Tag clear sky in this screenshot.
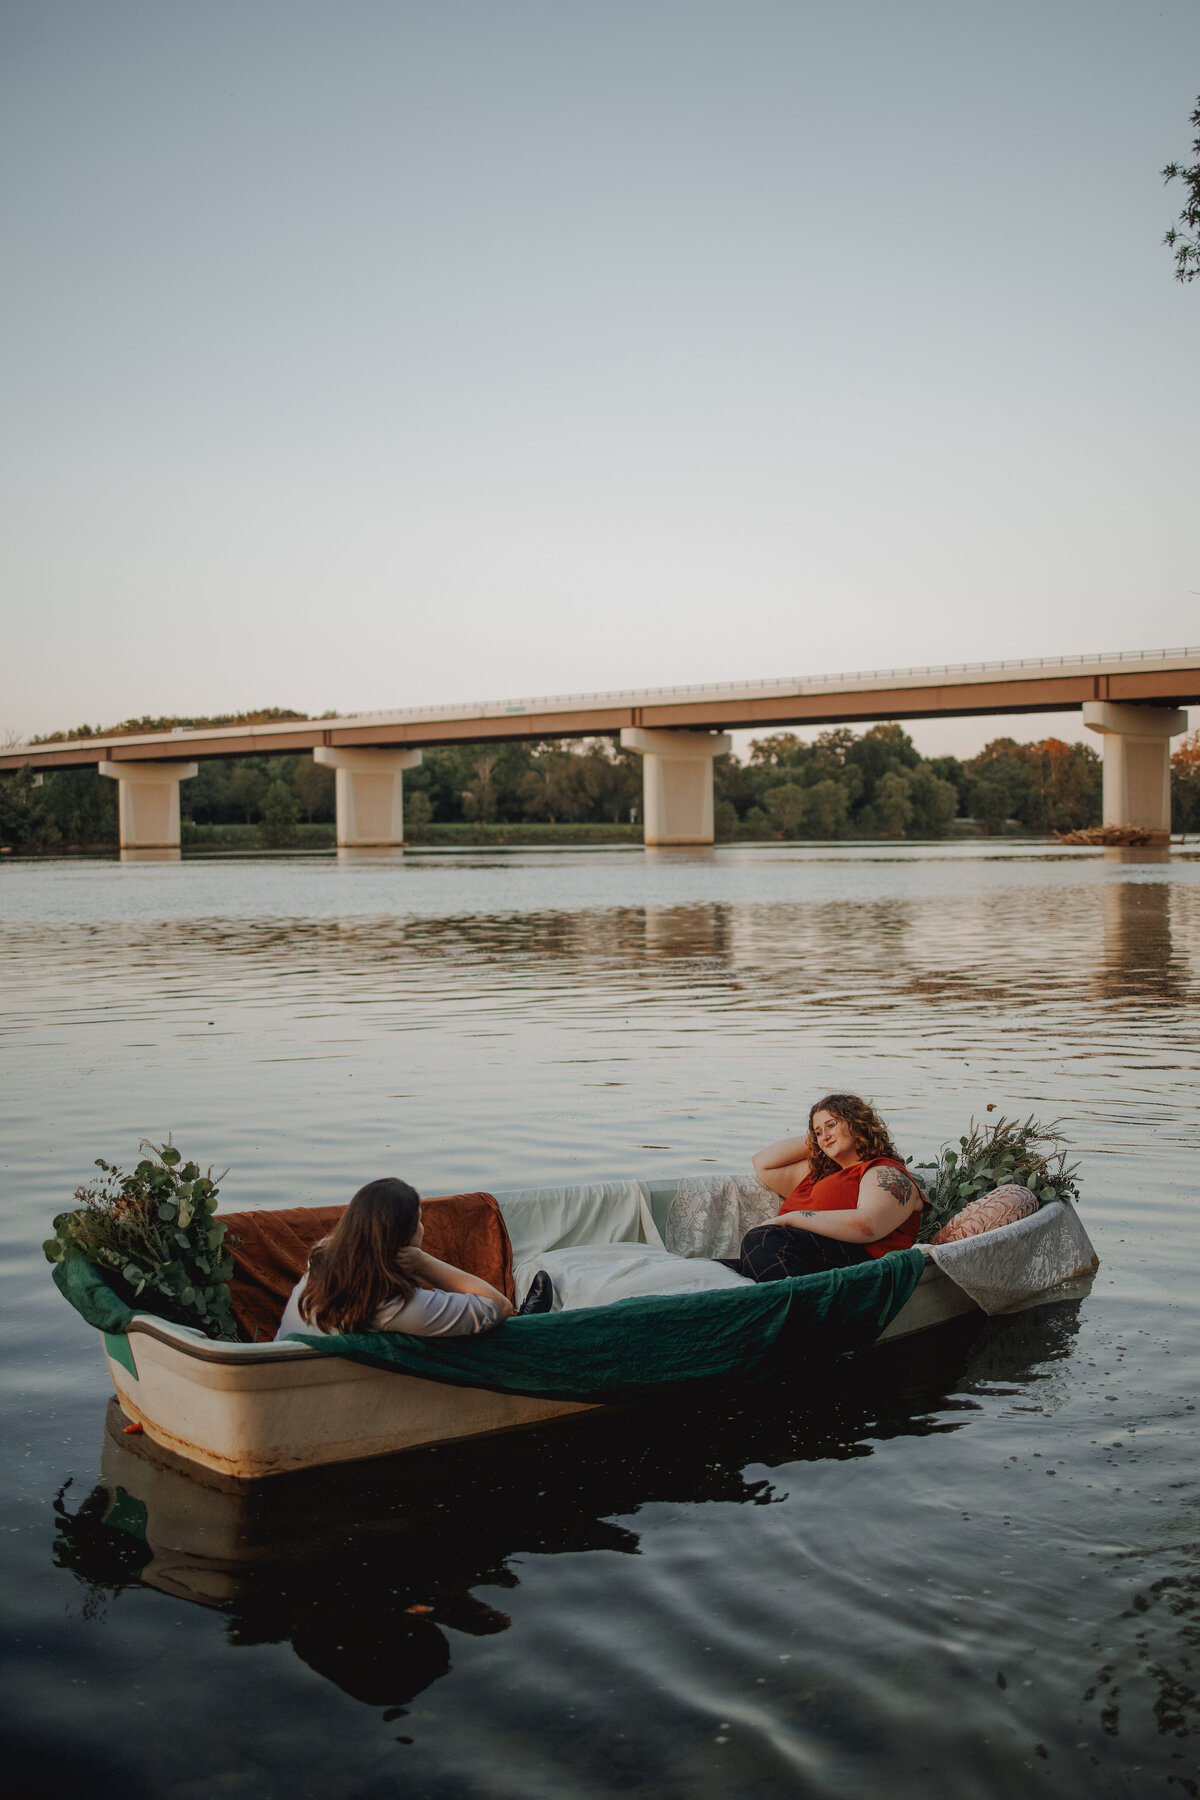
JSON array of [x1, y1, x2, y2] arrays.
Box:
[[2, 0, 1197, 758]]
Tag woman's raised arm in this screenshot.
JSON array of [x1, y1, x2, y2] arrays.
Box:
[[751, 1133, 811, 1200], [394, 1247, 515, 1319]]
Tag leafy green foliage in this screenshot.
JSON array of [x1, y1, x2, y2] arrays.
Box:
[[1163, 97, 1200, 283], [962, 737, 1100, 835], [43, 1140, 239, 1339], [1171, 729, 1200, 834], [910, 1114, 1080, 1243], [261, 778, 299, 847]]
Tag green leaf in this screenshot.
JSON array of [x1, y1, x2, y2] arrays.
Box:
[[157, 1203, 176, 1221], [43, 1237, 64, 1264], [180, 1286, 195, 1305], [160, 1147, 181, 1167]]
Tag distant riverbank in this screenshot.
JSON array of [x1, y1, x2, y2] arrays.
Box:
[[2, 817, 1006, 855], [182, 818, 989, 851]]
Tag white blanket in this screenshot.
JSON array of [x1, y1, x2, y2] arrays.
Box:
[[494, 1179, 661, 1307], [518, 1242, 753, 1312]]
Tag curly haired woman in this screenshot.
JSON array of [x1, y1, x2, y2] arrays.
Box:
[[728, 1093, 927, 1282]]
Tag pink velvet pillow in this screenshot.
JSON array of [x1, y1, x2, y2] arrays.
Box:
[[930, 1183, 1039, 1245]]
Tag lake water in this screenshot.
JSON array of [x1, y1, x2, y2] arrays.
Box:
[[2, 842, 1199, 1800]]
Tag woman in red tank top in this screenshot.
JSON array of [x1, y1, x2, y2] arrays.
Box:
[[726, 1093, 927, 1283]]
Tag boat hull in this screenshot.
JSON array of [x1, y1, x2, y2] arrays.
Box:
[[106, 1260, 1007, 1479], [106, 1323, 595, 1479]]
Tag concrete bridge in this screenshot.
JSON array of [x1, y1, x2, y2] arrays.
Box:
[[4, 646, 1197, 852]]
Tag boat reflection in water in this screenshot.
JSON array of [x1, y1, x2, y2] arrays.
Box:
[[51, 1300, 1086, 1715]]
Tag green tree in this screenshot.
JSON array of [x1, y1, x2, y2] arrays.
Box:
[[906, 767, 959, 837], [764, 781, 808, 836], [183, 759, 233, 824], [929, 754, 970, 815], [803, 778, 849, 838], [229, 763, 269, 822], [872, 769, 914, 836], [964, 736, 1098, 833], [405, 790, 433, 840], [463, 752, 499, 823], [1163, 97, 1200, 282], [714, 798, 739, 839], [1171, 729, 1200, 833], [262, 779, 299, 847], [31, 769, 117, 845], [0, 767, 55, 849], [970, 777, 1011, 835], [294, 758, 334, 822]]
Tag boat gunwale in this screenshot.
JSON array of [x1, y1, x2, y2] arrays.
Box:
[[124, 1316, 324, 1366], [120, 1242, 945, 1367]]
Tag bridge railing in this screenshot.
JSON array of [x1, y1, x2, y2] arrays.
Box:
[[7, 644, 1198, 757], [334, 644, 1200, 724]]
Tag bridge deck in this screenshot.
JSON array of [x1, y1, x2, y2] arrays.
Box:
[[4, 648, 1198, 771]]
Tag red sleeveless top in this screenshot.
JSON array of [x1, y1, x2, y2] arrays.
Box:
[[781, 1156, 925, 1259]]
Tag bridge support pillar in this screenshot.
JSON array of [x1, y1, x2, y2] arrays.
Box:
[[1082, 702, 1187, 842], [620, 728, 732, 846], [313, 746, 423, 847], [98, 760, 198, 850]]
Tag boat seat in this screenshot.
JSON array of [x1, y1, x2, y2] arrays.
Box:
[[218, 1193, 515, 1342]]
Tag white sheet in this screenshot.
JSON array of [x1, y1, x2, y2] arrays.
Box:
[[516, 1242, 753, 1312], [493, 1179, 661, 1306]]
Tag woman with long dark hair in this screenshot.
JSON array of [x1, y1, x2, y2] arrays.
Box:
[[728, 1093, 927, 1282], [275, 1177, 515, 1339]]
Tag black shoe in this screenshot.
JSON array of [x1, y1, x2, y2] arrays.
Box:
[[517, 1270, 554, 1315]]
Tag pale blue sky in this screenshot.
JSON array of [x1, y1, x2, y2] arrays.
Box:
[[2, 0, 1197, 755]]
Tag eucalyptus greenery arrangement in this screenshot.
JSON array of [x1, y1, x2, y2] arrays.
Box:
[[910, 1114, 1080, 1244], [43, 1139, 239, 1340]]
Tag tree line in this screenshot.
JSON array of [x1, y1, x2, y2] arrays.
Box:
[[9, 714, 1198, 852]]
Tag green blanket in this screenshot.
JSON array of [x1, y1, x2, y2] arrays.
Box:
[[55, 1250, 925, 1403]]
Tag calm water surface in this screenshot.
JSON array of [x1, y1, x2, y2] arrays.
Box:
[[2, 843, 1199, 1800]]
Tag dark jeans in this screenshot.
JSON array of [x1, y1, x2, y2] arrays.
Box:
[[722, 1223, 873, 1283]]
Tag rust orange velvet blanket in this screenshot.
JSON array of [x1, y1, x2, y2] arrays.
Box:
[[219, 1193, 515, 1342]]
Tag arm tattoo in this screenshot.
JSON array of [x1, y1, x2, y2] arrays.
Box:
[[874, 1168, 913, 1207]]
